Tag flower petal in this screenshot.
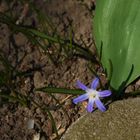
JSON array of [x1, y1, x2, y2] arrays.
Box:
[[87, 98, 95, 112], [76, 80, 88, 90], [98, 90, 112, 97], [91, 77, 99, 89], [95, 98, 106, 112], [73, 93, 89, 104]]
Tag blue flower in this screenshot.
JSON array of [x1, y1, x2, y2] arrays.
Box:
[[73, 77, 111, 112]]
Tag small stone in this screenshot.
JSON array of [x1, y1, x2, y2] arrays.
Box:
[[40, 135, 47, 140], [27, 119, 34, 129], [33, 133, 40, 140], [136, 79, 140, 85], [34, 72, 46, 88], [14, 33, 27, 46]]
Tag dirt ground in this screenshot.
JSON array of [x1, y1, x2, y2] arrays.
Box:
[[0, 0, 139, 140], [0, 0, 96, 140]]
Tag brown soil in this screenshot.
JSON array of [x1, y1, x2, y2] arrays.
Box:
[[0, 0, 139, 140], [0, 0, 96, 140]]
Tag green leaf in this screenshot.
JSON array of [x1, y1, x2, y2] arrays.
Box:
[[94, 0, 140, 91], [36, 87, 84, 95]]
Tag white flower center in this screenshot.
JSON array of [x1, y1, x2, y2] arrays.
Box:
[[86, 89, 98, 99]]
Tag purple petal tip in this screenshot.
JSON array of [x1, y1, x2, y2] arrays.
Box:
[[91, 77, 99, 89]]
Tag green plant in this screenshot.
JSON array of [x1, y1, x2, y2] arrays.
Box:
[[94, 0, 140, 93]]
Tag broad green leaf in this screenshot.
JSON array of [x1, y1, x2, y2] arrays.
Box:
[[93, 0, 140, 91]]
